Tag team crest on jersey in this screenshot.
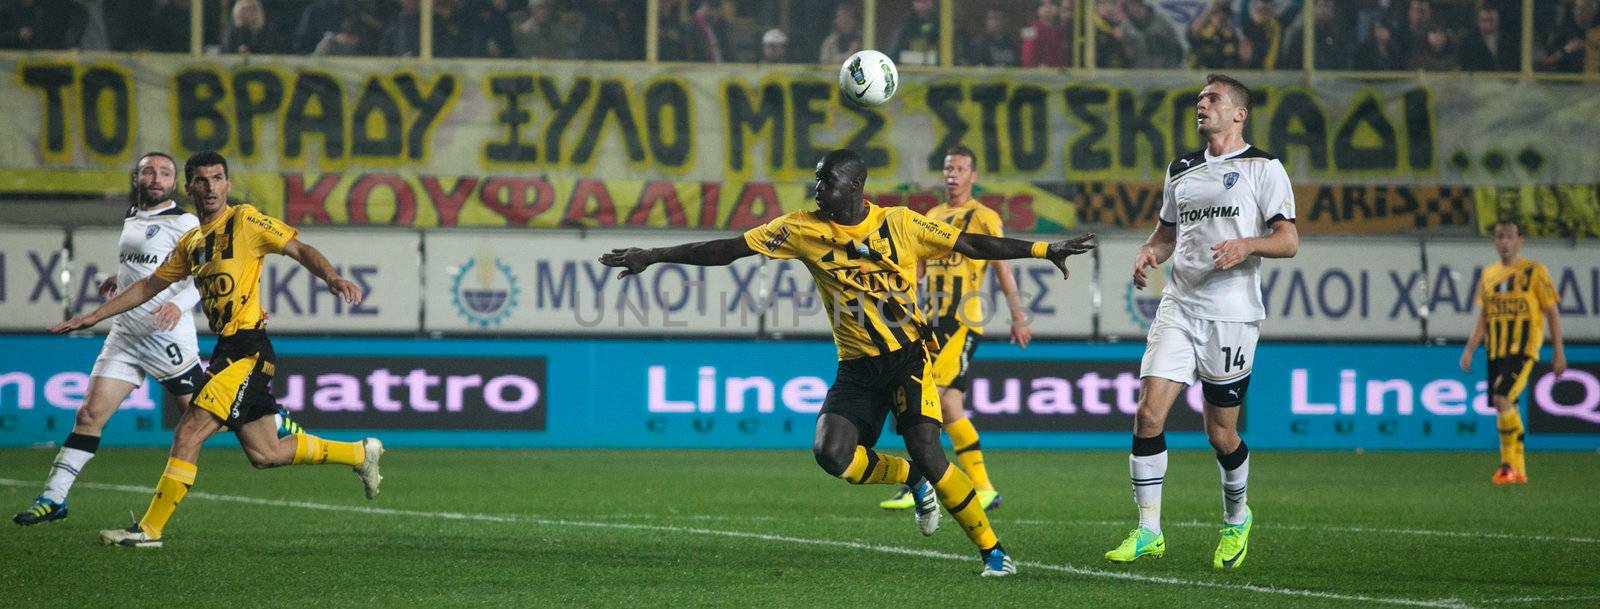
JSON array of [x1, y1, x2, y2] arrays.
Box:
[[145, 225, 160, 239], [1123, 267, 1169, 331], [1223, 171, 1240, 189], [451, 254, 520, 328]]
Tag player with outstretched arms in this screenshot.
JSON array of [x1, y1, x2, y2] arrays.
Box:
[[601, 148, 1095, 576], [1104, 74, 1299, 570]]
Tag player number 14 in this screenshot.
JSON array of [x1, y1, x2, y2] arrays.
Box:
[[1220, 346, 1246, 373]]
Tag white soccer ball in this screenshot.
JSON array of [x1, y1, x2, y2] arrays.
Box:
[[839, 49, 898, 107]]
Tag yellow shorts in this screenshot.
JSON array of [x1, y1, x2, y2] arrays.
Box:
[[929, 324, 981, 391], [192, 331, 280, 430]]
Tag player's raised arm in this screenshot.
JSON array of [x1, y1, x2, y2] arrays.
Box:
[[282, 238, 363, 305], [598, 236, 756, 279], [48, 275, 173, 334], [952, 232, 1095, 280]]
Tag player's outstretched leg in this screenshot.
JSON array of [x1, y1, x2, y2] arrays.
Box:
[[239, 415, 384, 499], [904, 421, 1013, 576]]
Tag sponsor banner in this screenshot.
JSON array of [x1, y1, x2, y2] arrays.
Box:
[[423, 230, 766, 335], [5, 57, 1600, 232], [1076, 183, 1479, 234], [2, 336, 1598, 450], [1098, 237, 1426, 339], [1248, 344, 1600, 450], [70, 227, 422, 333], [159, 355, 546, 431], [1527, 363, 1600, 435], [965, 359, 1207, 432], [1425, 241, 1600, 342], [0, 228, 68, 331], [1257, 239, 1425, 339]]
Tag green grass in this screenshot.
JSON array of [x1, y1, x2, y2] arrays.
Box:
[[2, 448, 1597, 608]]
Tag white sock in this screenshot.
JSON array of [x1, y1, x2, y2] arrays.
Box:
[[1218, 444, 1250, 525], [1130, 451, 1167, 535], [41, 447, 95, 504]]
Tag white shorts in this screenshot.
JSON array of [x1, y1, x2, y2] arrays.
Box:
[[90, 322, 201, 391], [1139, 299, 1260, 386]]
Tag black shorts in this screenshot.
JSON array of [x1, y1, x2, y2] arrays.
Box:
[[156, 363, 205, 396], [1488, 355, 1535, 402], [191, 330, 280, 430], [821, 343, 942, 448]]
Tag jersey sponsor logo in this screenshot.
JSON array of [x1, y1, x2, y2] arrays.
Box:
[[145, 225, 160, 239], [120, 253, 160, 264], [1178, 206, 1242, 223], [1223, 171, 1240, 189], [196, 273, 237, 298], [451, 253, 520, 327], [247, 213, 286, 237], [762, 225, 790, 252], [1485, 298, 1530, 317], [910, 217, 953, 240]]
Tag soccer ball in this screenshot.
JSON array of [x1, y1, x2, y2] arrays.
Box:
[[839, 50, 898, 107]]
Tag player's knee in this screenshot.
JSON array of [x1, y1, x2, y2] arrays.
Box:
[[1206, 429, 1239, 453], [812, 443, 852, 477], [1202, 375, 1250, 408], [74, 406, 109, 430]]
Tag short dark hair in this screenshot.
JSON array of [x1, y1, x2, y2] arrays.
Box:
[[821, 148, 867, 190], [1205, 73, 1252, 110], [945, 144, 977, 168], [184, 150, 229, 185], [1493, 218, 1524, 236]]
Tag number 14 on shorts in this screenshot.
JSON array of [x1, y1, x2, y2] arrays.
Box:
[[1220, 346, 1246, 373]]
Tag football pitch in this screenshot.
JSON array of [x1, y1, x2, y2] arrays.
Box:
[[2, 448, 1596, 608]]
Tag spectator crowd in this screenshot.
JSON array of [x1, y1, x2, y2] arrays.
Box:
[[1, 0, 1595, 74]]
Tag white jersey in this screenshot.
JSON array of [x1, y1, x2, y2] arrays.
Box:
[[1158, 144, 1296, 322], [109, 203, 201, 334]]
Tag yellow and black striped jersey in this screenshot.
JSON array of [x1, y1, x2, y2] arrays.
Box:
[[152, 204, 297, 336], [744, 202, 960, 360], [1477, 258, 1558, 361], [923, 200, 1004, 332]]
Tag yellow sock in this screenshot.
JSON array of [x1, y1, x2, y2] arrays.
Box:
[[138, 458, 196, 538], [945, 417, 993, 492], [1497, 409, 1526, 474], [930, 463, 999, 550], [292, 434, 365, 467], [838, 445, 912, 485]]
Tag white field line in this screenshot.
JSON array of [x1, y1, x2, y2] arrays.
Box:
[[504, 511, 1600, 546], [1477, 595, 1600, 604], [1, 478, 1481, 609]]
